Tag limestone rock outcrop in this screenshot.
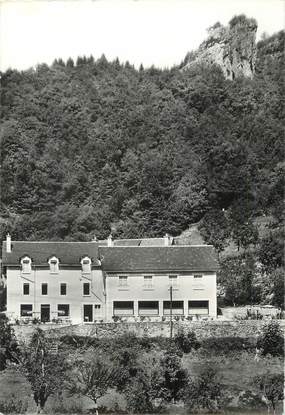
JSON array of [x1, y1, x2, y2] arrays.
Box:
[[183, 15, 257, 80]]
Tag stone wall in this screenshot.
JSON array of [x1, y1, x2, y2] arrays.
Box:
[[13, 319, 285, 342]]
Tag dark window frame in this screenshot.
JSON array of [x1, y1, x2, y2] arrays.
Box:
[[138, 300, 159, 316], [60, 283, 67, 296], [41, 283, 48, 295], [188, 300, 209, 315], [163, 300, 184, 315], [113, 301, 134, 316], [20, 304, 33, 317], [118, 275, 128, 287], [57, 304, 70, 317], [83, 282, 90, 296], [23, 283, 30, 295]]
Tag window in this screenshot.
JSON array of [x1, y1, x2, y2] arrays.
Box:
[[143, 276, 153, 288], [118, 276, 128, 287], [48, 256, 59, 273], [163, 301, 184, 315], [57, 304, 70, 317], [41, 283, 48, 295], [194, 274, 203, 279], [83, 282, 90, 296], [138, 301, 159, 316], [20, 304, 32, 317], [21, 256, 31, 274], [169, 275, 177, 286], [188, 300, 209, 315], [60, 283, 67, 296], [81, 257, 91, 274], [94, 304, 101, 310], [113, 301, 134, 316], [23, 283, 30, 295]]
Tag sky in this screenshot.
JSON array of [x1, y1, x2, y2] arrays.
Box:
[[0, 0, 284, 71]]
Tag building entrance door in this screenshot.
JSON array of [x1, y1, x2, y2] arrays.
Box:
[[83, 304, 93, 322], [41, 304, 50, 322]]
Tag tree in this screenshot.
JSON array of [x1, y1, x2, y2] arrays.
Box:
[[21, 329, 66, 412], [0, 280, 6, 312], [171, 171, 209, 225], [198, 209, 231, 253], [218, 254, 260, 306], [258, 231, 284, 273], [160, 345, 188, 402], [0, 315, 19, 371], [232, 221, 259, 251], [254, 373, 284, 414], [66, 350, 119, 414], [270, 268, 285, 309], [174, 329, 200, 354], [228, 200, 259, 250], [185, 366, 224, 412], [257, 321, 284, 356], [124, 351, 167, 413]]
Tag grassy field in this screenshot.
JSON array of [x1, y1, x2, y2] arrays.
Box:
[[183, 350, 282, 391]]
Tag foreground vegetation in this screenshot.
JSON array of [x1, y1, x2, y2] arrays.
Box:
[[0, 315, 284, 414]]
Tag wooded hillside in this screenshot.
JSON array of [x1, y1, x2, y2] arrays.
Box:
[[1, 31, 283, 243]]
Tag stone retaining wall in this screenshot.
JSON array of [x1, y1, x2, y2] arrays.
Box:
[[13, 319, 285, 342]]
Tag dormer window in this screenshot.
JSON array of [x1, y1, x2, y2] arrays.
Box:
[[48, 256, 59, 274], [81, 257, 91, 274], [21, 256, 31, 274]]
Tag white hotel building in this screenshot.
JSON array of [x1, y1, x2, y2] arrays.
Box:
[[2, 234, 218, 323]]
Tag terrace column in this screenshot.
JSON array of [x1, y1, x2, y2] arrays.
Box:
[[134, 301, 139, 317], [158, 300, 164, 317], [184, 299, 189, 317]]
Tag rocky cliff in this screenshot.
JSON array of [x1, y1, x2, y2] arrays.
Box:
[[183, 15, 257, 80]]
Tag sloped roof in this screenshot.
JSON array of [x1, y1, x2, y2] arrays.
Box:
[[98, 238, 168, 247], [99, 246, 218, 272], [2, 242, 100, 266], [2, 241, 218, 272]]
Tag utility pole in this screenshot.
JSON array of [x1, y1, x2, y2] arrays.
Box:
[[170, 285, 173, 338]]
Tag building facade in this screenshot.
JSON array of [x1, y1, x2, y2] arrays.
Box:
[[2, 234, 219, 324]]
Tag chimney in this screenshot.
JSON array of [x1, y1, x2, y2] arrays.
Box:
[[164, 233, 169, 246], [92, 235, 97, 242], [107, 234, 113, 247], [6, 233, 11, 253]]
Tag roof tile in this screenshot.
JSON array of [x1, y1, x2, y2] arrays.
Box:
[[2, 242, 99, 266], [99, 246, 218, 272]]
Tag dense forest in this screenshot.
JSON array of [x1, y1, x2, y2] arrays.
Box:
[[0, 27, 284, 307]]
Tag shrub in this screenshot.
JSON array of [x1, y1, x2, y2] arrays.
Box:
[[125, 375, 155, 413], [200, 336, 255, 354], [174, 329, 200, 353], [0, 396, 28, 413], [0, 314, 20, 370], [160, 345, 188, 402], [237, 390, 265, 409], [124, 351, 167, 413], [185, 366, 224, 412], [47, 395, 84, 413], [257, 321, 284, 356], [254, 373, 284, 413], [229, 14, 257, 28]]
